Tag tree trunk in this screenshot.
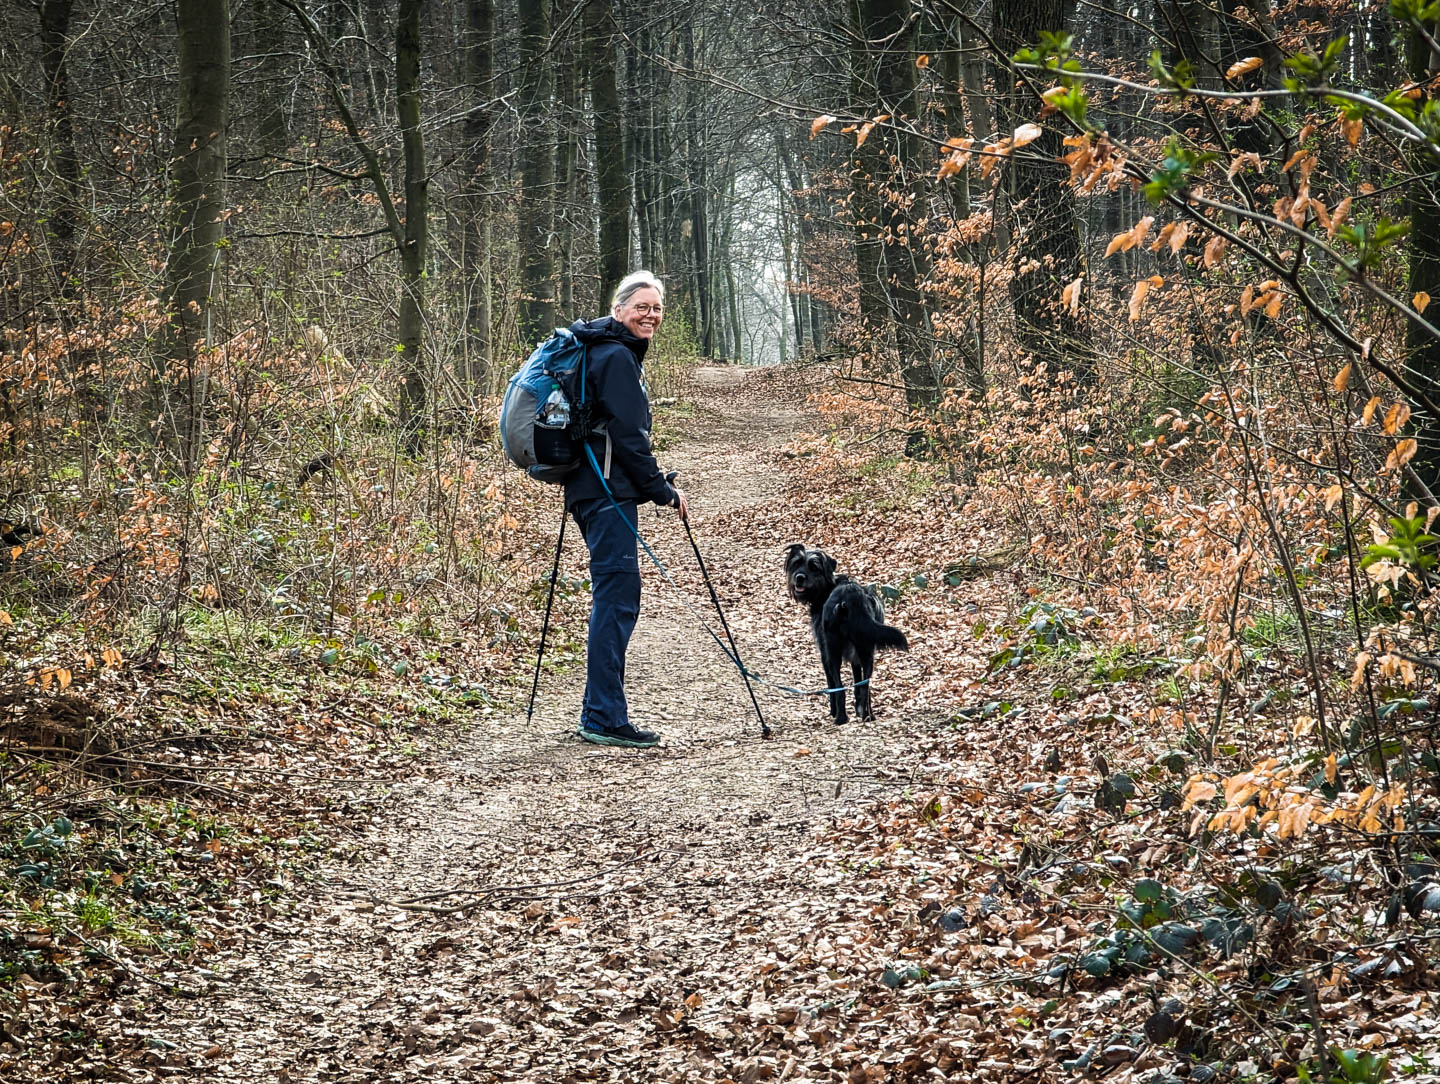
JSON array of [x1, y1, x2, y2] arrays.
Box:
[[517, 0, 555, 342], [993, 0, 1096, 385], [554, 37, 580, 316], [460, 0, 494, 393], [862, 0, 937, 433], [626, 25, 654, 270], [160, 0, 230, 467], [251, 0, 290, 153], [935, 14, 971, 220], [682, 17, 713, 355], [38, 0, 80, 293], [588, 0, 630, 308], [1405, 18, 1440, 496], [848, 2, 892, 358], [396, 0, 427, 452]]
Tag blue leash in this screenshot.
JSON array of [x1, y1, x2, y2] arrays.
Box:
[[581, 447, 868, 701], [565, 345, 866, 719]]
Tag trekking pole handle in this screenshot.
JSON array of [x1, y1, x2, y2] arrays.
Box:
[[664, 471, 688, 522]]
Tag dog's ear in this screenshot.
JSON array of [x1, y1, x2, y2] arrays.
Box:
[[822, 552, 837, 577], [784, 542, 806, 563]]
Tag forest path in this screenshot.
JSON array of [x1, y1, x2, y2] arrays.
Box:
[[167, 365, 933, 1082]]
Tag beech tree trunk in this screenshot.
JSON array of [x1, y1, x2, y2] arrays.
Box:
[[38, 0, 80, 292], [159, 0, 230, 465], [1405, 18, 1440, 496], [847, 12, 890, 355], [460, 0, 494, 392], [861, 0, 937, 431], [588, 0, 630, 307], [396, 0, 427, 451], [993, 0, 1096, 385], [517, 0, 556, 342]]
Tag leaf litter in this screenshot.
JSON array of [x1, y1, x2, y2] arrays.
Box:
[[7, 363, 1439, 1081]]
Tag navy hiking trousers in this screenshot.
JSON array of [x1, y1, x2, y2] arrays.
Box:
[[571, 496, 641, 732]]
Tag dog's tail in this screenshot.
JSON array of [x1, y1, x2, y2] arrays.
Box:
[[849, 607, 910, 652]]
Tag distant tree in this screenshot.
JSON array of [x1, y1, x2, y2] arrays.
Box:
[[280, 0, 430, 452], [37, 0, 80, 293], [861, 0, 939, 436], [993, 0, 1096, 385], [394, 0, 428, 449], [517, 0, 556, 343], [588, 0, 630, 308], [460, 0, 496, 393], [158, 0, 230, 466]]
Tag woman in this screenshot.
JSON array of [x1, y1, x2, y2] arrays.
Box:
[[565, 271, 688, 748]]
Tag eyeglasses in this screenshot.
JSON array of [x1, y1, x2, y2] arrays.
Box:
[[628, 303, 664, 316]]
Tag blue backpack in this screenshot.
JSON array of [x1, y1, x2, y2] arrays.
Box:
[[499, 329, 595, 484]]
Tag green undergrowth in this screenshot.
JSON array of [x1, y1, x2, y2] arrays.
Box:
[[0, 797, 325, 1006]]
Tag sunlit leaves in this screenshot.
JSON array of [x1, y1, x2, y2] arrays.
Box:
[[1142, 140, 1218, 204], [1128, 275, 1163, 321], [936, 136, 973, 179], [1104, 216, 1154, 257], [1336, 216, 1411, 274], [1148, 50, 1195, 95], [1224, 56, 1264, 81], [1013, 32, 1091, 129], [1282, 34, 1350, 94], [1011, 123, 1043, 149], [1060, 276, 1083, 315], [1389, 0, 1440, 24], [808, 114, 835, 140]]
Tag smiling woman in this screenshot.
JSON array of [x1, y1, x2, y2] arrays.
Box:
[[611, 272, 666, 340], [561, 270, 688, 748]]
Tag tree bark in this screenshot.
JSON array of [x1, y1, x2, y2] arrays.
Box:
[[993, 0, 1096, 385], [38, 0, 80, 293], [1405, 18, 1440, 496], [460, 0, 494, 393], [861, 0, 937, 431], [251, 0, 290, 153], [682, 16, 713, 355], [554, 36, 580, 316], [396, 0, 428, 452], [160, 0, 230, 466], [588, 0, 630, 308], [847, 13, 891, 355], [517, 0, 556, 342]]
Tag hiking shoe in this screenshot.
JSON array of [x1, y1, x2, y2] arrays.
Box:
[[577, 723, 661, 748]]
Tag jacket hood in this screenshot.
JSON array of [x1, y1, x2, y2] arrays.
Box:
[[569, 316, 650, 362]]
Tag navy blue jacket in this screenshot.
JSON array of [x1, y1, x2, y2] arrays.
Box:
[[563, 317, 678, 510]]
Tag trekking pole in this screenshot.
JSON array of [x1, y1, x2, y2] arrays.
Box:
[[525, 507, 567, 727], [670, 476, 771, 740]]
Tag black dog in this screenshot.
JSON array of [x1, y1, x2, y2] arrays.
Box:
[[784, 544, 909, 724]]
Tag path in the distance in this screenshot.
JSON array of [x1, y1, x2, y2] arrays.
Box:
[[165, 366, 930, 1083]]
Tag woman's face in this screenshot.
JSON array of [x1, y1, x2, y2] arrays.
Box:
[[614, 286, 664, 340]]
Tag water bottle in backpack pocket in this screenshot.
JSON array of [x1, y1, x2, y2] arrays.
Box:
[[499, 328, 613, 485], [532, 380, 575, 467], [499, 330, 583, 483]]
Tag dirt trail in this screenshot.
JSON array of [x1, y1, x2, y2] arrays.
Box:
[[164, 367, 932, 1082]]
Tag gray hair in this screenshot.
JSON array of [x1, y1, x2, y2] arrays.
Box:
[[611, 270, 665, 312]]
